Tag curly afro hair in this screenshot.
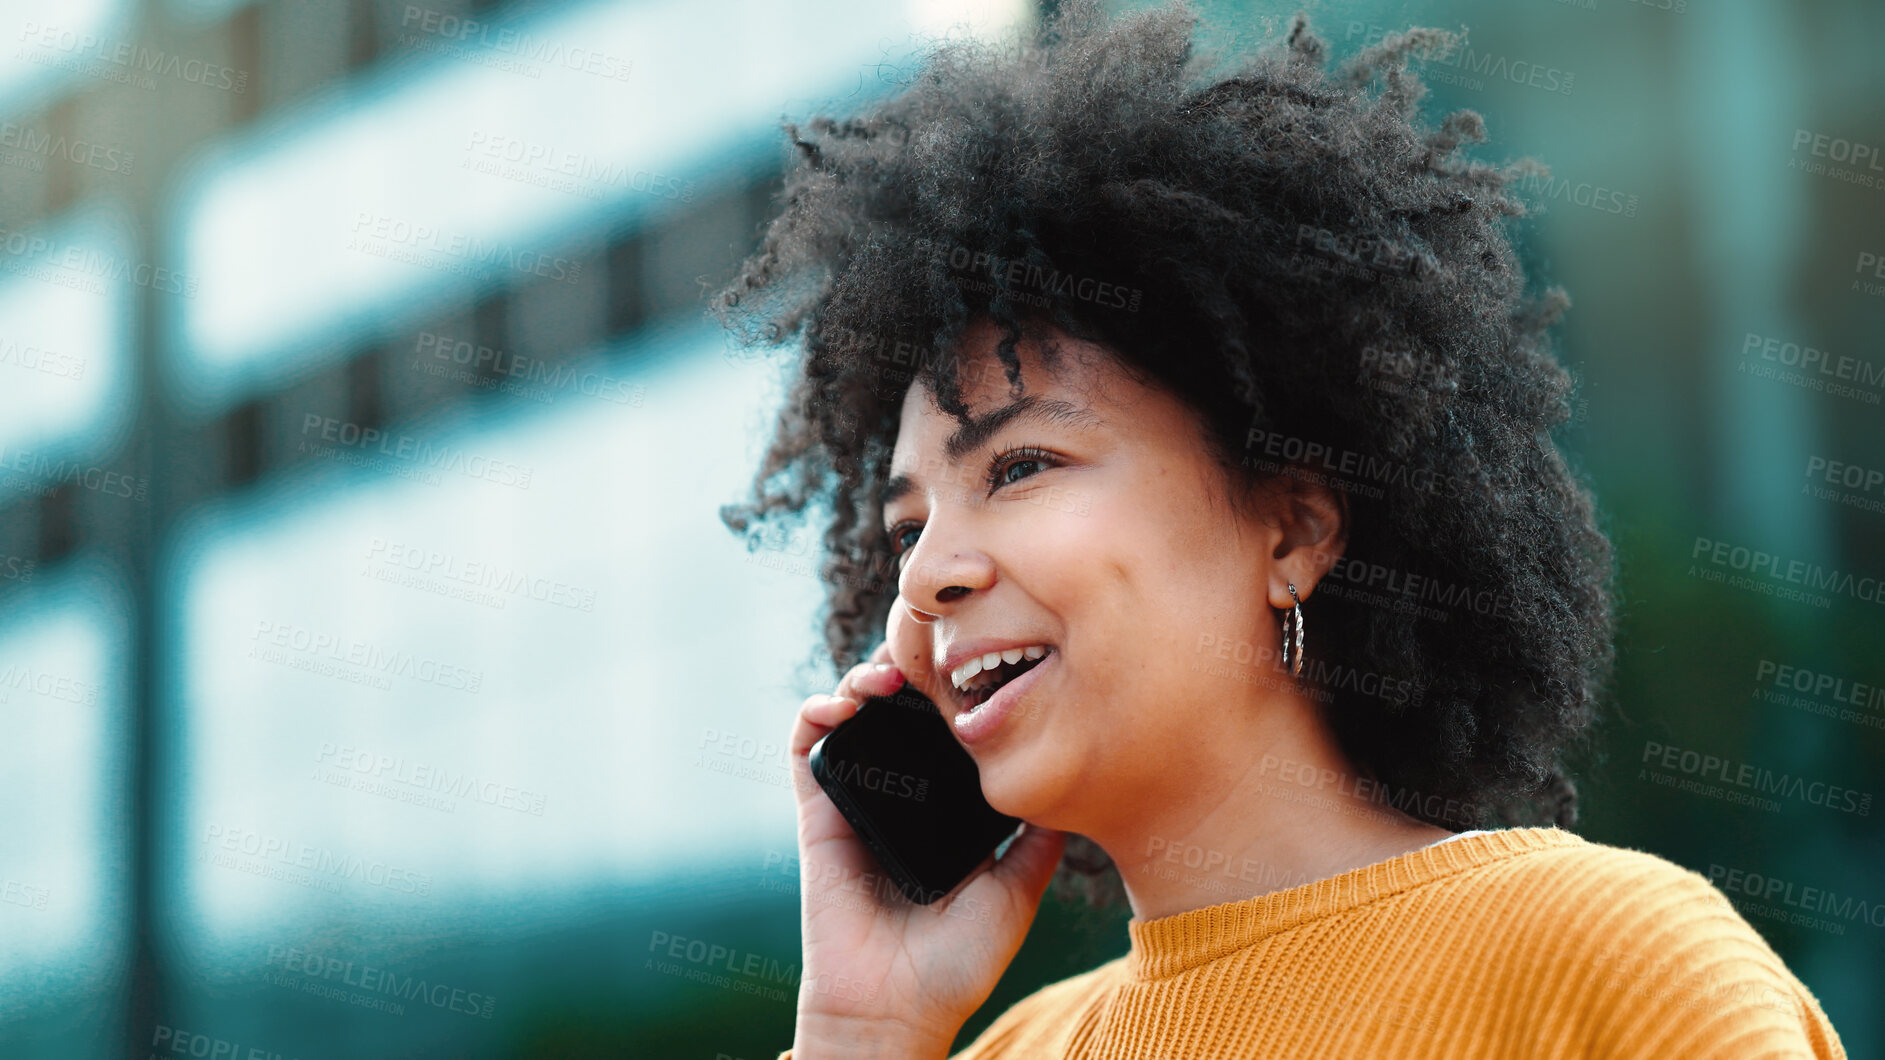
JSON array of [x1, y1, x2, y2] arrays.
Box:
[[715, 0, 1615, 911]]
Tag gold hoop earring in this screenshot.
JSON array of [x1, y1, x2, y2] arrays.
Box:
[[1280, 583, 1305, 677]]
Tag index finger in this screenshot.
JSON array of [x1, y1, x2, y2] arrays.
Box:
[[789, 692, 857, 759]]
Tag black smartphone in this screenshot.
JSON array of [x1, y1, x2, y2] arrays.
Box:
[[809, 684, 1021, 905]]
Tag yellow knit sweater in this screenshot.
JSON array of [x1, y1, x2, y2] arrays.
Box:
[[778, 827, 1846, 1059]]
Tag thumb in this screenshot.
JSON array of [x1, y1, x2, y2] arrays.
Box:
[[987, 823, 1067, 905]]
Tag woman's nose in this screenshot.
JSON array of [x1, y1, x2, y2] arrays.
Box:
[[902, 599, 943, 624], [900, 585, 971, 624], [897, 546, 993, 620]]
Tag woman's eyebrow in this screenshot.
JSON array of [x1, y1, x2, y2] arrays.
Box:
[[880, 395, 1103, 507]]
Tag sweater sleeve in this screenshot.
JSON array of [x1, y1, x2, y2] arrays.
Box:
[[1582, 868, 1847, 1060], [947, 961, 1118, 1059], [774, 960, 1120, 1060]]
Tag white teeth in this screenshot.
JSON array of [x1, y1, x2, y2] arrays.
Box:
[[951, 656, 985, 687], [950, 645, 1053, 691]]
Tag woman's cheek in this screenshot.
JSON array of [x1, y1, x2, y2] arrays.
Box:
[[884, 596, 942, 699]]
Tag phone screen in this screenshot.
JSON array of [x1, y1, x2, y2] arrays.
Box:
[[809, 684, 1021, 904]]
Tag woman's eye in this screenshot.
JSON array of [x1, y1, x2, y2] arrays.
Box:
[[1000, 458, 1044, 485], [892, 525, 922, 553], [989, 447, 1057, 491]]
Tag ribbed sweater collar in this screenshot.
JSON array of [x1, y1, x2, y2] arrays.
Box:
[[1124, 826, 1586, 981]]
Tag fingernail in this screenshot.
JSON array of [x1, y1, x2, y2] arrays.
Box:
[[873, 663, 897, 676]]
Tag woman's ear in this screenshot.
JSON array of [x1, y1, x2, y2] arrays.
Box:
[[1265, 470, 1349, 609]]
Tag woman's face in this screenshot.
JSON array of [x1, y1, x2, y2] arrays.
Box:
[[882, 322, 1292, 833]]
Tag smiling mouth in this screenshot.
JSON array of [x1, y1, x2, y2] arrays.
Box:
[[957, 648, 1055, 712]]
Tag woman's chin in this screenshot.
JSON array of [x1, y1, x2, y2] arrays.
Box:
[[974, 748, 1064, 822]]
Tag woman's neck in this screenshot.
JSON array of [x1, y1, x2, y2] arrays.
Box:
[[1090, 693, 1455, 922]]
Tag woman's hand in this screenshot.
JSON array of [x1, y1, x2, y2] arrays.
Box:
[[786, 616, 1067, 1058]]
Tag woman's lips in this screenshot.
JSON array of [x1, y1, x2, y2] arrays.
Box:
[[953, 649, 1055, 744]]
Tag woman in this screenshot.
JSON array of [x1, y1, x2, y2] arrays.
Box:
[[716, 3, 1847, 1057]]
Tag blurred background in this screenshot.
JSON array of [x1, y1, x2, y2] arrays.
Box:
[[0, 0, 1879, 1056]]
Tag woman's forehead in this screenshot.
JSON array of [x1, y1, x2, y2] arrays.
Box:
[[905, 327, 1117, 418], [886, 358, 1123, 489]]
